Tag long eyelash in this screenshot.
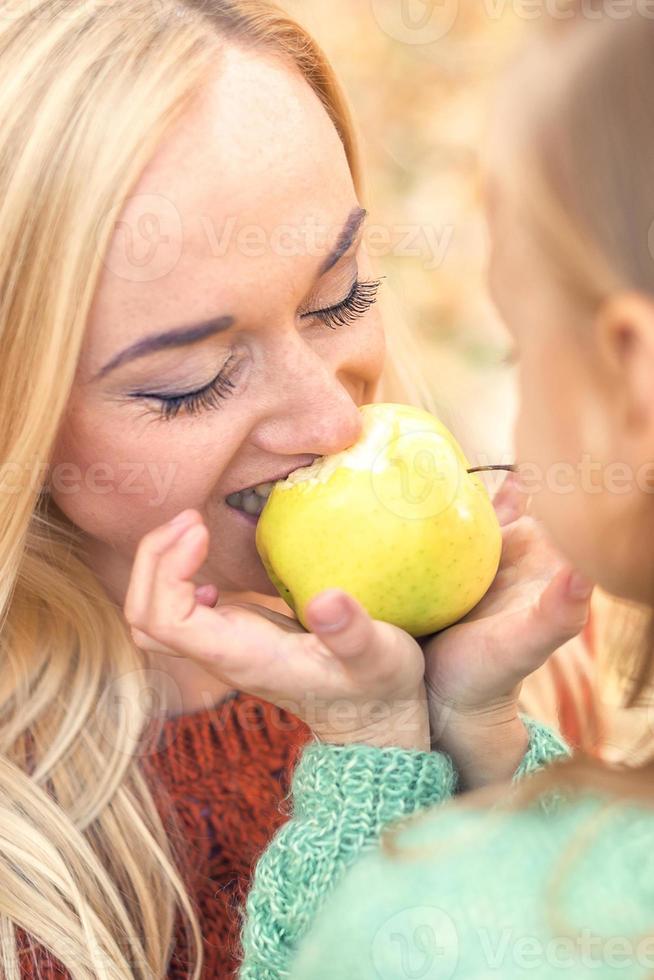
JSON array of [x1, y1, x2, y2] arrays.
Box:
[[156, 373, 236, 420], [308, 277, 384, 329], [135, 356, 237, 422]]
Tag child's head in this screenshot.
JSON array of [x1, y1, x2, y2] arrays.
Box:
[[485, 10, 654, 606]]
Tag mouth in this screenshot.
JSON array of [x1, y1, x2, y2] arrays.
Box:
[[224, 460, 319, 520], [225, 481, 275, 520]]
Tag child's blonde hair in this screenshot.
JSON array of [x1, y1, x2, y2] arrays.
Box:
[[0, 1, 431, 975]]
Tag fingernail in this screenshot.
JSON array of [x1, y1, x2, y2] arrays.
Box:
[[309, 591, 352, 632], [567, 570, 594, 600], [169, 509, 194, 526], [499, 470, 518, 492]]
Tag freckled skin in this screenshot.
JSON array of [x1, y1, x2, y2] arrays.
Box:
[[256, 403, 502, 637], [49, 45, 384, 606]]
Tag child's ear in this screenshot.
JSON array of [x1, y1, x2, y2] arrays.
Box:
[[594, 290, 654, 436]]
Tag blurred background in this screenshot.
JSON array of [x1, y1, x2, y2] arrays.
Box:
[[282, 0, 525, 465]]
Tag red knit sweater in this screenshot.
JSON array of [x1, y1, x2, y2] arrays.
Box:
[[16, 692, 312, 978]]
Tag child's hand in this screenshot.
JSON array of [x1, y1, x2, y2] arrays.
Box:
[[422, 472, 593, 789], [123, 510, 429, 752]]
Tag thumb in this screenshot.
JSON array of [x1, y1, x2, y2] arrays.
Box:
[[492, 565, 594, 681], [536, 566, 594, 647], [304, 589, 376, 662]]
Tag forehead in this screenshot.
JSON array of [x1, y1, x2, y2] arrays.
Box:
[[85, 43, 357, 367], [159, 42, 352, 223]]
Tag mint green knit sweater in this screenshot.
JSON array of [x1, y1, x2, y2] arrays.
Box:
[[240, 713, 654, 979]]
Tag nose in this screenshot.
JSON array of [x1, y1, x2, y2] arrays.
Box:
[[251, 337, 365, 457]]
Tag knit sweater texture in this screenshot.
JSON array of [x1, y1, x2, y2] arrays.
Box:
[[239, 714, 577, 978], [14, 700, 590, 979], [239, 715, 654, 980]]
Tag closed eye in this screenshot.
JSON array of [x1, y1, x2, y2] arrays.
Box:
[[303, 277, 383, 329]]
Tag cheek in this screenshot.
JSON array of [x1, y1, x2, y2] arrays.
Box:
[[48, 396, 234, 546], [513, 350, 615, 580], [319, 306, 386, 404], [513, 359, 556, 470], [514, 333, 594, 471], [362, 309, 386, 385]]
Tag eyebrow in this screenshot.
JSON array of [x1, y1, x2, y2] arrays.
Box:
[[319, 205, 367, 275], [91, 316, 235, 382], [92, 205, 368, 382]]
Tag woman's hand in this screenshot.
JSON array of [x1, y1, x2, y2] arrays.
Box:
[[422, 472, 594, 790], [123, 510, 429, 752]]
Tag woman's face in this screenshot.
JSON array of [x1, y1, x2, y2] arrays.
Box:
[[50, 44, 385, 603]]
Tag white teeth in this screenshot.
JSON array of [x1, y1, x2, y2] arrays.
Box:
[[242, 492, 262, 516], [226, 484, 272, 517], [226, 477, 281, 518]]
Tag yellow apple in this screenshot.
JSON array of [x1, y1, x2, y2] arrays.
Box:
[[255, 402, 503, 638]]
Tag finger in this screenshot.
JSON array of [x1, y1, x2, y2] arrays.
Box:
[[129, 526, 326, 683], [542, 566, 594, 627], [124, 510, 201, 624], [218, 600, 306, 632], [147, 522, 210, 629], [194, 583, 219, 607], [131, 592, 295, 660], [129, 624, 178, 656], [124, 527, 289, 672], [304, 589, 380, 663], [525, 565, 594, 664], [492, 565, 594, 681], [492, 471, 527, 526], [130, 583, 217, 653], [145, 600, 288, 682]]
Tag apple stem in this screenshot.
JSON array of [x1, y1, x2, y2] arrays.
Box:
[[467, 464, 517, 474]]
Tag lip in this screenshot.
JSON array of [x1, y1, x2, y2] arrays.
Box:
[[226, 505, 259, 527], [224, 458, 319, 498]]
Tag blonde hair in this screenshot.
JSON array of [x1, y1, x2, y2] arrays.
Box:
[[0, 0, 430, 976]]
